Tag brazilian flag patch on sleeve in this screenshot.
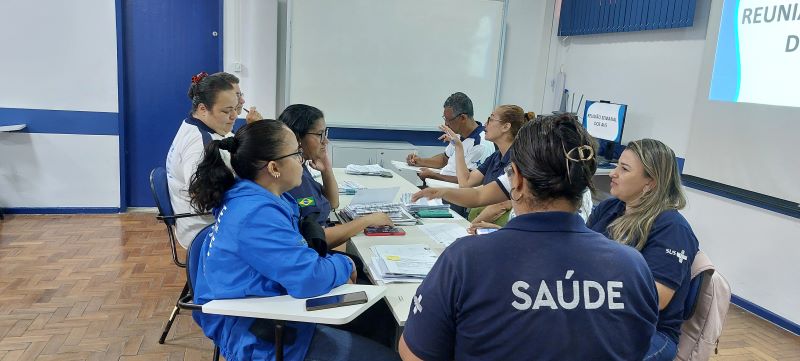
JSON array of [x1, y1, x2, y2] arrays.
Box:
[[297, 197, 316, 208]]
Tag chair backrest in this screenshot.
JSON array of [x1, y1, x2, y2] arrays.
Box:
[[675, 251, 732, 361], [187, 224, 213, 296], [150, 167, 176, 225]]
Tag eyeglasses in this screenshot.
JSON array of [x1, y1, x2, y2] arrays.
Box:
[[235, 92, 245, 99], [305, 128, 329, 141], [442, 113, 464, 123], [274, 149, 304, 163], [487, 115, 502, 124]]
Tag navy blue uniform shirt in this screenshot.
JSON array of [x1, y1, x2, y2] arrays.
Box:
[[587, 197, 700, 343], [476, 149, 510, 185], [404, 212, 658, 361], [287, 165, 332, 225]]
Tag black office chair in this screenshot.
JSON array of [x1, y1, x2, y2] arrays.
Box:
[[182, 224, 220, 361], [149, 167, 210, 344]]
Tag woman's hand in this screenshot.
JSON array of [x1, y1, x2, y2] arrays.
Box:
[[245, 106, 262, 124], [362, 212, 394, 227], [411, 187, 447, 202], [308, 146, 332, 172], [438, 125, 462, 147], [473, 203, 509, 224], [467, 221, 502, 235], [346, 256, 358, 284]]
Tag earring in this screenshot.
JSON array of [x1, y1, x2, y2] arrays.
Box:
[[510, 188, 523, 202], [273, 173, 281, 178]]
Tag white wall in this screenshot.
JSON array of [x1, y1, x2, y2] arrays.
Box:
[[541, 0, 712, 158], [496, 0, 553, 113], [683, 189, 800, 325], [0, 0, 120, 209], [223, 0, 279, 119], [0, 1, 118, 112], [0, 134, 120, 207]]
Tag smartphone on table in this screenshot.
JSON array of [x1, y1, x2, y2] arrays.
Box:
[[305, 291, 368, 311], [363, 225, 406, 236]]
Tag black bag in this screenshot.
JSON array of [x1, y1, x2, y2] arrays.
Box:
[[299, 212, 329, 257]]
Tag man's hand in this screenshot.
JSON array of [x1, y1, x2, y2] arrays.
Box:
[[406, 153, 419, 165], [417, 167, 436, 180]]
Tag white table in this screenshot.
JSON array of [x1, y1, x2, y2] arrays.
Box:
[[333, 169, 471, 326], [202, 284, 387, 325]]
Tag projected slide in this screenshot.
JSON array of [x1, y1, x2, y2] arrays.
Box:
[[709, 1, 800, 108]]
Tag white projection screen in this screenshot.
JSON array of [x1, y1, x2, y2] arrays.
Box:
[[685, 0, 800, 205]]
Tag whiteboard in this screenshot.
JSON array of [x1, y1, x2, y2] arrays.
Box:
[[287, 0, 505, 131]]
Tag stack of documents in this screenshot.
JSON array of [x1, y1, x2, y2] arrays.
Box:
[[368, 244, 438, 283], [345, 164, 390, 176], [400, 193, 450, 212], [338, 187, 419, 225], [338, 180, 365, 195], [418, 223, 469, 247], [339, 203, 418, 226]]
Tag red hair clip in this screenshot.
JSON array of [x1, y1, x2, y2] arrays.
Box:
[[191, 71, 209, 85]]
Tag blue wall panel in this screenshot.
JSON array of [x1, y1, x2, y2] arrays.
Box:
[[558, 0, 697, 36]]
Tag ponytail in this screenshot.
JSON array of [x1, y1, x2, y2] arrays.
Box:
[[189, 140, 236, 212], [189, 120, 291, 212]]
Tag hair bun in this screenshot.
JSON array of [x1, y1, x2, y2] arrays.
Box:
[[524, 111, 536, 121], [219, 137, 239, 153]]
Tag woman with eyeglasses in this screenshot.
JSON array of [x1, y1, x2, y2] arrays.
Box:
[[586, 139, 699, 361], [189, 120, 400, 361], [280, 104, 393, 248], [438, 105, 533, 227], [399, 114, 658, 360], [166, 72, 239, 249]]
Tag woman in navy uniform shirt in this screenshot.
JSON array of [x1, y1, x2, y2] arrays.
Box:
[[439, 105, 534, 227], [189, 120, 399, 361], [399, 114, 659, 361], [279, 104, 393, 248], [586, 139, 699, 361]]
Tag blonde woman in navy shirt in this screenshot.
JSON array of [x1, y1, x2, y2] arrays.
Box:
[[400, 114, 658, 360], [439, 105, 533, 227], [587, 139, 699, 361]]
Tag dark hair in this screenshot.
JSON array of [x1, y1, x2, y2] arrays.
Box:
[[189, 119, 289, 212], [443, 92, 474, 117], [213, 71, 240, 85], [278, 104, 324, 136], [187, 73, 235, 112], [510, 113, 597, 209]]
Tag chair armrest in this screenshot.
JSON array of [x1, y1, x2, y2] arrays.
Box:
[[157, 212, 212, 221], [201, 284, 387, 325]]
